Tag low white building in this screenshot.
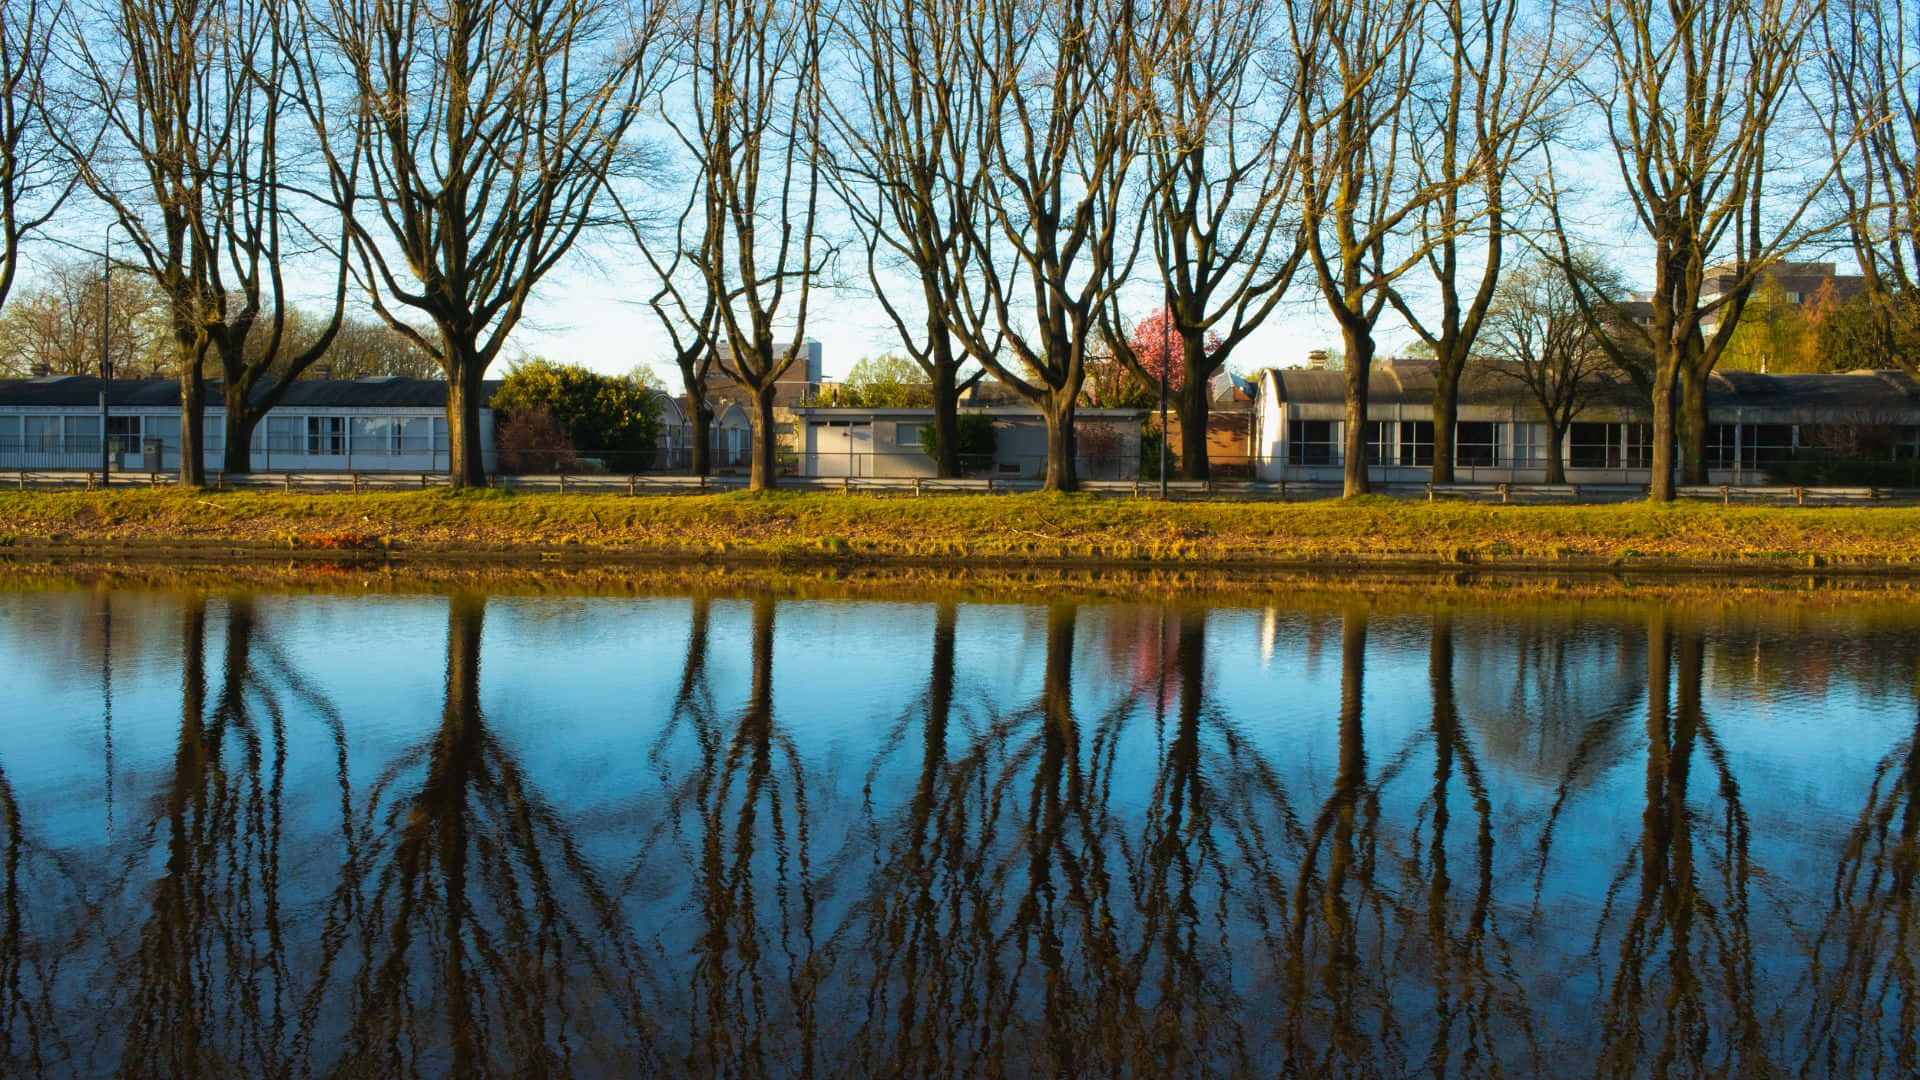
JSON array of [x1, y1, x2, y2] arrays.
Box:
[[791, 405, 1151, 480], [0, 375, 497, 474], [1252, 359, 1920, 485]]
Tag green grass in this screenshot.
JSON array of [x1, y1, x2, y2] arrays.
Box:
[[1, 487, 1917, 570]]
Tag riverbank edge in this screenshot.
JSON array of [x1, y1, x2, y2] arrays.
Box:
[[3, 489, 1919, 578]]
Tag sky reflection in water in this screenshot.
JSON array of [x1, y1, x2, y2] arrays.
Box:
[[0, 587, 1916, 1077]]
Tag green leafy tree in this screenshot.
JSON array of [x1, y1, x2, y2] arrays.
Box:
[[838, 354, 933, 407], [918, 412, 996, 473], [490, 359, 661, 472]]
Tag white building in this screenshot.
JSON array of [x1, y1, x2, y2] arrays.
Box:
[[0, 375, 496, 474], [1252, 359, 1920, 485]]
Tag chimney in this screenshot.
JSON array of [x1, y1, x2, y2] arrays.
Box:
[[29, 362, 51, 378], [315, 363, 334, 381], [1307, 349, 1328, 370]]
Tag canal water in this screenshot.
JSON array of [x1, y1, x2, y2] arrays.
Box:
[[0, 583, 1916, 1077]]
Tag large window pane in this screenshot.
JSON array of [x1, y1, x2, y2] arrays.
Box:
[[1456, 421, 1496, 467], [1397, 421, 1433, 467], [1288, 419, 1339, 466], [1568, 422, 1611, 469]]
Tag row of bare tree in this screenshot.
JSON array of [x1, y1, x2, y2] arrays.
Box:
[[0, 0, 1915, 494]]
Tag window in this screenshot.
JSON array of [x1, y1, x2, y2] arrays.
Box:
[[1365, 421, 1391, 465], [1397, 421, 1434, 467], [146, 415, 180, 449], [395, 417, 431, 453], [1745, 424, 1794, 469], [23, 416, 59, 453], [66, 415, 100, 455], [1510, 423, 1541, 469], [306, 416, 345, 455], [1707, 424, 1738, 469], [0, 415, 16, 450], [266, 415, 301, 452], [352, 417, 392, 455], [1456, 421, 1497, 467], [1568, 422, 1611, 469], [1894, 426, 1920, 460], [1620, 423, 1653, 469], [1288, 419, 1339, 466], [895, 422, 922, 447], [107, 415, 141, 453]]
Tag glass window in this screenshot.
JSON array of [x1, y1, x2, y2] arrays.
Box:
[[1365, 421, 1390, 465], [24, 416, 59, 452], [1510, 423, 1540, 469], [894, 422, 922, 447], [1397, 421, 1433, 467], [1745, 424, 1794, 469], [107, 415, 141, 452], [1894, 426, 1920, 460], [1568, 422, 1611, 469], [1456, 421, 1497, 467], [267, 415, 301, 452], [353, 417, 393, 454], [146, 415, 180, 449], [395, 417, 431, 452], [433, 417, 450, 453], [1706, 424, 1738, 469], [67, 415, 100, 454], [1620, 423, 1654, 469], [1288, 419, 1339, 466], [307, 416, 346, 455], [0, 415, 17, 449]]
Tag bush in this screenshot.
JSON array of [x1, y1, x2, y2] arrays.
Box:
[[919, 412, 998, 473], [490, 359, 660, 472], [497, 406, 578, 474], [1764, 453, 1920, 488], [1137, 425, 1179, 480]]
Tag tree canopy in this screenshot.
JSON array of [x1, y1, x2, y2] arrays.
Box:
[[490, 359, 662, 472]]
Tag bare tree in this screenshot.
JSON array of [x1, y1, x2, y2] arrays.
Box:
[[1582, 0, 1832, 499], [1100, 0, 1306, 481], [0, 258, 170, 377], [1385, 0, 1565, 485], [937, 0, 1150, 492], [300, 0, 665, 487], [622, 180, 720, 476], [1282, 0, 1449, 496], [652, 0, 827, 491], [828, 0, 987, 478], [0, 0, 71, 315], [1821, 0, 1920, 374], [1481, 253, 1622, 483], [62, 0, 354, 483]]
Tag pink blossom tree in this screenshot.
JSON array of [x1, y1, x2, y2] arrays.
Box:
[[1125, 306, 1222, 395]]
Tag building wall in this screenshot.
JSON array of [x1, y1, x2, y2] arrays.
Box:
[[0, 405, 495, 473]]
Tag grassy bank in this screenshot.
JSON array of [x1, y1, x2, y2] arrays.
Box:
[[2, 488, 1918, 571]]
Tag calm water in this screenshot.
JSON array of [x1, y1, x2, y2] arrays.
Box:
[[1, 584, 1917, 1077]]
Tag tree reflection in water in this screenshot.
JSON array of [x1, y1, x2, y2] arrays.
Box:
[[1591, 614, 1761, 1076], [1803, 692, 1920, 1074], [13, 588, 1920, 1072], [321, 593, 662, 1077]]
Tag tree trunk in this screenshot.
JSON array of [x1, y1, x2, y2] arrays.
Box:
[[1178, 334, 1210, 481], [179, 368, 206, 488], [223, 379, 257, 476], [747, 386, 778, 491], [1431, 360, 1459, 485], [688, 397, 713, 477], [930, 375, 962, 478], [1677, 361, 1710, 485], [1342, 328, 1374, 497], [1042, 399, 1079, 493], [444, 344, 489, 489], [1544, 421, 1567, 485], [1648, 366, 1676, 501]]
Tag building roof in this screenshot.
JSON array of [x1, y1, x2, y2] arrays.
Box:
[[0, 376, 500, 409]]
